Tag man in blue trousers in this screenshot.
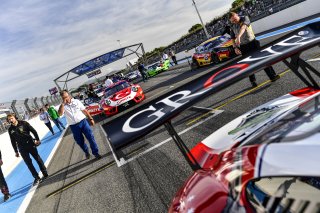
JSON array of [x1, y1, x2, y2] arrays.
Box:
[[58, 90, 101, 159]]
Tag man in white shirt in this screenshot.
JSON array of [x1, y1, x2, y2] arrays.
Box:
[[39, 108, 54, 135], [162, 52, 169, 61], [105, 76, 113, 88], [58, 90, 101, 159]]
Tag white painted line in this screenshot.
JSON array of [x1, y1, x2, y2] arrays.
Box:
[[118, 110, 224, 166], [307, 57, 320, 62], [17, 126, 68, 213], [99, 125, 123, 167]]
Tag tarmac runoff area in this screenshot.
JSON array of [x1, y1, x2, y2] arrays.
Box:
[[0, 18, 319, 213]]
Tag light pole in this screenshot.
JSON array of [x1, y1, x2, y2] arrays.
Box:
[[191, 0, 210, 39]]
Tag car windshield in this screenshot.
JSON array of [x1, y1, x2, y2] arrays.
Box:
[[105, 82, 130, 97], [147, 63, 159, 70], [246, 176, 320, 212], [195, 36, 228, 53]]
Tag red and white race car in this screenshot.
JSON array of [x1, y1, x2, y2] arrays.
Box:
[[100, 80, 145, 116], [169, 87, 320, 212], [83, 97, 104, 116]]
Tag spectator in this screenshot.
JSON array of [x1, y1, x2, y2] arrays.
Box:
[[0, 150, 11, 202], [7, 113, 48, 186], [45, 104, 66, 132], [105, 76, 113, 88], [39, 108, 54, 135], [229, 11, 279, 87], [58, 90, 101, 160]]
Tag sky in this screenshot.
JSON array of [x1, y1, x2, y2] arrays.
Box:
[[0, 0, 234, 103]]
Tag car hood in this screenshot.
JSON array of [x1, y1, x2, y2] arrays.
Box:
[[191, 87, 320, 169]]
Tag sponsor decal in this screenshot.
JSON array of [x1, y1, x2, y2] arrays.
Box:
[[116, 95, 132, 105]]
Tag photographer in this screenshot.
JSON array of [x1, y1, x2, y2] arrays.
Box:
[[7, 113, 48, 186]]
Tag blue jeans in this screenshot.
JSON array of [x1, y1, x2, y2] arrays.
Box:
[[69, 119, 99, 156], [53, 118, 65, 131]]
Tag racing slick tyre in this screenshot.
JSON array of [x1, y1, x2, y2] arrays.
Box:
[[191, 58, 200, 70]]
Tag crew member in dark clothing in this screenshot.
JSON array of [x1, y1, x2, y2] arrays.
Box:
[[138, 63, 148, 82], [87, 85, 98, 99], [229, 12, 280, 87], [7, 113, 48, 186], [0, 150, 11, 202]]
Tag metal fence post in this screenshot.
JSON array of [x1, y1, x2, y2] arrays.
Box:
[[11, 100, 20, 119], [24, 98, 32, 114], [34, 97, 39, 109]]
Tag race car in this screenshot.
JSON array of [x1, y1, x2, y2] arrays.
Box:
[[101, 22, 320, 213], [192, 35, 235, 68], [169, 87, 320, 212], [83, 97, 104, 116], [147, 59, 170, 77], [100, 80, 145, 116], [126, 71, 141, 82]]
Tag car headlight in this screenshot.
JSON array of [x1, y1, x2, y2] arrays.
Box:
[[131, 87, 138, 92], [105, 99, 111, 105]]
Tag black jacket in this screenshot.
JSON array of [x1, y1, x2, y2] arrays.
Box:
[[8, 120, 40, 153]]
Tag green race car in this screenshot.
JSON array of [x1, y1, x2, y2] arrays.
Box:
[[146, 59, 170, 77]]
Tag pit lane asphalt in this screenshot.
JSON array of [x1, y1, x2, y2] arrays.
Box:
[[26, 46, 320, 212]]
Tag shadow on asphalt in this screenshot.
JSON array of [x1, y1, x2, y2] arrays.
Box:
[[39, 152, 111, 187], [0, 183, 32, 204]]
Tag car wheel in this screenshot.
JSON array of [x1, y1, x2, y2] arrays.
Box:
[[192, 58, 200, 69]]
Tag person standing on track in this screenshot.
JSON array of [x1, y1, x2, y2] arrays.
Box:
[[39, 108, 55, 135], [138, 62, 148, 82], [58, 90, 101, 160], [105, 76, 113, 88], [229, 12, 280, 88], [45, 104, 66, 132], [7, 113, 48, 186], [0, 150, 11, 202], [169, 49, 178, 65]]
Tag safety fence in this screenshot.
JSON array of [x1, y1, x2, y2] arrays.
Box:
[[0, 95, 62, 134]]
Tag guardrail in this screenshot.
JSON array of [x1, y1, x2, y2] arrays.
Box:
[[0, 95, 62, 135]]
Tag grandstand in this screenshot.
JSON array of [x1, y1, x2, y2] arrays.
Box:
[[146, 0, 307, 64]]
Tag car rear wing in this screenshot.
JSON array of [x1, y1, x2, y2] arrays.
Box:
[[102, 21, 320, 168]]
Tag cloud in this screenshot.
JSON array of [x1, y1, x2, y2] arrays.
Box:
[[0, 0, 233, 103]]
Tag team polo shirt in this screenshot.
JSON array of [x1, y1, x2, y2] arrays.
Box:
[[63, 98, 86, 125]]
